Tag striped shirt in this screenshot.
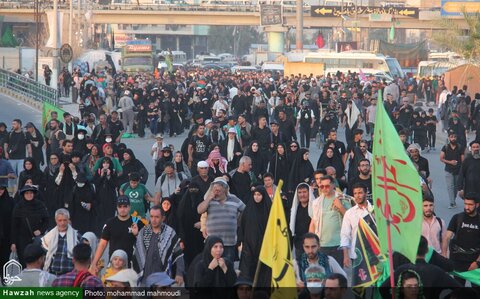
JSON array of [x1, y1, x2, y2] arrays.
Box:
[[206, 195, 245, 246]]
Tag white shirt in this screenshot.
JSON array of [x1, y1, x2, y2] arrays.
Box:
[[340, 202, 374, 259], [212, 100, 228, 116], [422, 216, 446, 254]]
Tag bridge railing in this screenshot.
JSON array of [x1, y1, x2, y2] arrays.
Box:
[[0, 68, 58, 106]]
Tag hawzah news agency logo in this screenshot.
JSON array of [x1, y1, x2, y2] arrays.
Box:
[[3, 259, 22, 285]]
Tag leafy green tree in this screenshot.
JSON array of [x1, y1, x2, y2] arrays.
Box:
[[433, 9, 480, 60], [208, 26, 264, 55]]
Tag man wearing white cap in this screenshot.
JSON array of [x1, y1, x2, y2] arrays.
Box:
[[220, 128, 242, 171]]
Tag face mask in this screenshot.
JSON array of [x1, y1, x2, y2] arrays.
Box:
[[78, 134, 85, 140], [306, 282, 323, 294], [77, 182, 85, 187], [105, 138, 112, 143]]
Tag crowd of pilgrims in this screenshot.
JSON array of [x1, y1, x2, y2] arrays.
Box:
[[0, 67, 479, 299]]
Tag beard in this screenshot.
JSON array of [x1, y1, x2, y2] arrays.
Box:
[[472, 152, 480, 159]]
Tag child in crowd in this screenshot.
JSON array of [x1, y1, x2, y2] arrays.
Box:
[[102, 249, 128, 284]]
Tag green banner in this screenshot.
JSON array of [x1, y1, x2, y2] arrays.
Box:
[[453, 269, 480, 285], [42, 102, 65, 134], [372, 90, 423, 263], [0, 288, 82, 299]]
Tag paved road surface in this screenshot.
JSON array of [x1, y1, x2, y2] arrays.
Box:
[[1, 93, 471, 226]]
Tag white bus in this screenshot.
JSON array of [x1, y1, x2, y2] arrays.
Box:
[[303, 51, 404, 78], [417, 61, 458, 78]]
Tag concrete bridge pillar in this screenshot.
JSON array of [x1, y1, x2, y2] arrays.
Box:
[[265, 26, 288, 61]]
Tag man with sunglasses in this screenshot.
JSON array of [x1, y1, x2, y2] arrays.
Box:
[[309, 175, 351, 265]]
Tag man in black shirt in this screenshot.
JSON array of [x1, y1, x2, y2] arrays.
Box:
[[440, 132, 464, 209], [108, 111, 125, 144], [407, 143, 430, 178], [229, 156, 252, 204], [90, 196, 144, 273], [348, 158, 372, 204], [277, 110, 296, 143], [188, 124, 211, 174], [251, 116, 271, 151], [442, 194, 480, 287], [4, 119, 31, 191], [425, 108, 437, 150]]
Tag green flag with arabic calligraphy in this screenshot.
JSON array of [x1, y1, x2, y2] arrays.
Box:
[[372, 90, 422, 263]]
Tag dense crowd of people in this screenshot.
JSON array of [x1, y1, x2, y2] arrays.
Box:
[[1, 67, 480, 299]]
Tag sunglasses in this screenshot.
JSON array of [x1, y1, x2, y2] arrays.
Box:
[[290, 145, 298, 148], [319, 184, 331, 189]]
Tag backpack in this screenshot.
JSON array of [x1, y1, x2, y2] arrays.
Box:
[[435, 216, 443, 246]]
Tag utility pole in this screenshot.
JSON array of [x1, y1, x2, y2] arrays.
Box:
[[69, 0, 73, 72], [296, 0, 303, 51], [52, 0, 58, 90], [34, 0, 39, 81]]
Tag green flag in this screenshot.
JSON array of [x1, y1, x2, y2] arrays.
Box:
[[453, 269, 480, 285], [42, 102, 65, 134], [372, 90, 422, 263], [389, 25, 395, 41]]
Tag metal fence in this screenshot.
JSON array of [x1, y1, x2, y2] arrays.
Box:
[[0, 68, 58, 106]]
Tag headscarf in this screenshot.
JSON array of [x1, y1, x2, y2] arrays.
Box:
[[81, 232, 98, 260], [242, 186, 272, 239], [289, 183, 316, 236], [47, 153, 61, 176], [205, 150, 228, 174], [202, 236, 224, 264], [110, 249, 128, 268]]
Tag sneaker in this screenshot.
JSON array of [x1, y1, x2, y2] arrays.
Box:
[[448, 204, 457, 209]]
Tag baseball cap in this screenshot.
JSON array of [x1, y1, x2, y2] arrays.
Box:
[[117, 195, 130, 206], [228, 128, 237, 134]]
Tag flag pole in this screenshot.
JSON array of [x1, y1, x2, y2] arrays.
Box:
[[382, 157, 396, 297]]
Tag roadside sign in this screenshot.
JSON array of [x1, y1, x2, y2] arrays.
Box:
[[311, 6, 419, 18], [261, 5, 282, 26], [59, 43, 73, 64], [441, 0, 480, 16]]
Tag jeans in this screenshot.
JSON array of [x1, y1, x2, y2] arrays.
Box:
[[149, 117, 158, 135], [299, 125, 311, 148], [445, 172, 459, 205], [8, 159, 24, 189]]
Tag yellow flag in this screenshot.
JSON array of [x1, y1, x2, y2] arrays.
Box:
[[258, 181, 297, 299]]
